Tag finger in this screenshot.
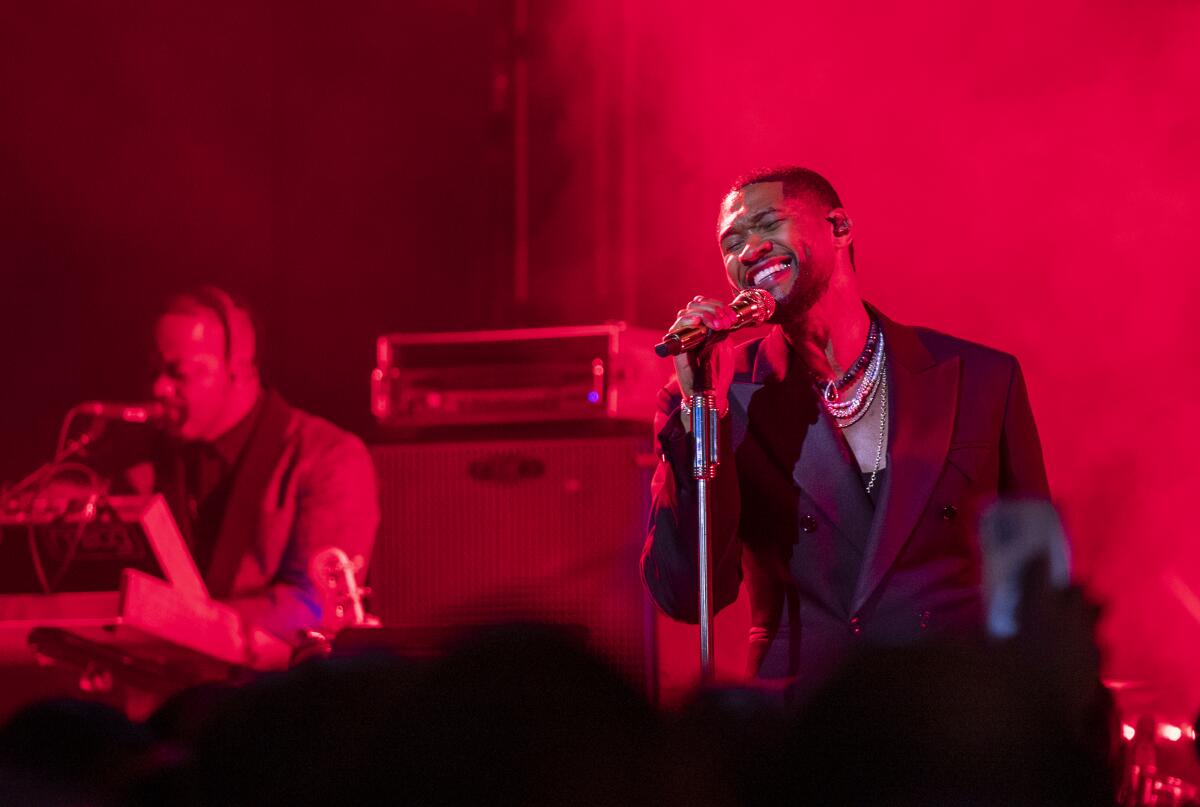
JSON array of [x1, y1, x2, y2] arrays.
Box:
[[700, 308, 737, 330], [671, 303, 726, 329], [670, 313, 704, 332], [685, 298, 729, 312], [681, 297, 727, 314], [682, 302, 735, 329], [673, 312, 724, 331]]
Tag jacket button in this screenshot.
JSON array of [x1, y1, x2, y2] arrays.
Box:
[[800, 515, 819, 533], [849, 615, 863, 635], [919, 610, 931, 631], [941, 504, 958, 521]]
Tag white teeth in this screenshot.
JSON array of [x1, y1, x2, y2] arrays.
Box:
[[751, 259, 792, 286]]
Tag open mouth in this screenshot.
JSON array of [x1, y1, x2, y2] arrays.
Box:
[[747, 257, 794, 288]]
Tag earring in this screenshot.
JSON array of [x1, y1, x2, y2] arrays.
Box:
[[826, 215, 851, 237]]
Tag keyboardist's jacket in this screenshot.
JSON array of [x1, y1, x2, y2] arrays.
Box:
[[123, 391, 379, 648]]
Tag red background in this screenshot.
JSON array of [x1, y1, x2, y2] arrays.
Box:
[[1, 1, 1197, 710]]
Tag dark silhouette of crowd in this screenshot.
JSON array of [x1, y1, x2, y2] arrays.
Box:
[[0, 578, 1130, 806]]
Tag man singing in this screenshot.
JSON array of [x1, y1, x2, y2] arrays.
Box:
[[641, 167, 1049, 699]]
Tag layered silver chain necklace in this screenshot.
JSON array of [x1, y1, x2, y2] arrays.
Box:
[[821, 328, 885, 425], [814, 322, 889, 493]]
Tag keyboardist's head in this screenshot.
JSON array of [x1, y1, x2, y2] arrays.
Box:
[[151, 286, 261, 443]]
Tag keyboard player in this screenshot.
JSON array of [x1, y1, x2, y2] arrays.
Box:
[[88, 286, 379, 663]]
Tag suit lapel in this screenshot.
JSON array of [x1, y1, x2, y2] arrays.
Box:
[[204, 391, 292, 599], [730, 326, 799, 475], [733, 327, 874, 549], [852, 314, 960, 614]]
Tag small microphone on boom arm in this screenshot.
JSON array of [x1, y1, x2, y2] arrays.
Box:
[[75, 401, 167, 424]]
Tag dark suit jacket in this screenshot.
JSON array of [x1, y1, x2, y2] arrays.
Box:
[[128, 391, 380, 646], [641, 307, 1048, 697]]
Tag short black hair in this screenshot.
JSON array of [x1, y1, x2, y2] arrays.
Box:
[[161, 285, 260, 367], [729, 165, 844, 211], [728, 166, 855, 267]]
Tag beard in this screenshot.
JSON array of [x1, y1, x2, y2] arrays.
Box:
[[774, 249, 832, 327]]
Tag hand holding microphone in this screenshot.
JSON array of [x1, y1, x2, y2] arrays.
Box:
[[655, 287, 775, 358], [659, 288, 775, 424]]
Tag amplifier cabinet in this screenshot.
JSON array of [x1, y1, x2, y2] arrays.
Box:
[[368, 434, 658, 691]]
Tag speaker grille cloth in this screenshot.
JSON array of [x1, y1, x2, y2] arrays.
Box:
[[369, 435, 655, 687]]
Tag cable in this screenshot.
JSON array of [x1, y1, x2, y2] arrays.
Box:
[[26, 462, 102, 595], [56, 406, 83, 457]]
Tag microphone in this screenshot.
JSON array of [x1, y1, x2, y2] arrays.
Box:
[[655, 287, 777, 358], [75, 401, 166, 424]]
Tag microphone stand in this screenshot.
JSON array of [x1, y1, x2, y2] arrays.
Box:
[[0, 407, 110, 513], [688, 357, 720, 684], [0, 431, 99, 512], [655, 289, 773, 685]]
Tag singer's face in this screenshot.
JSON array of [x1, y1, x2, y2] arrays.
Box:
[[151, 312, 237, 442], [717, 182, 834, 322]]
